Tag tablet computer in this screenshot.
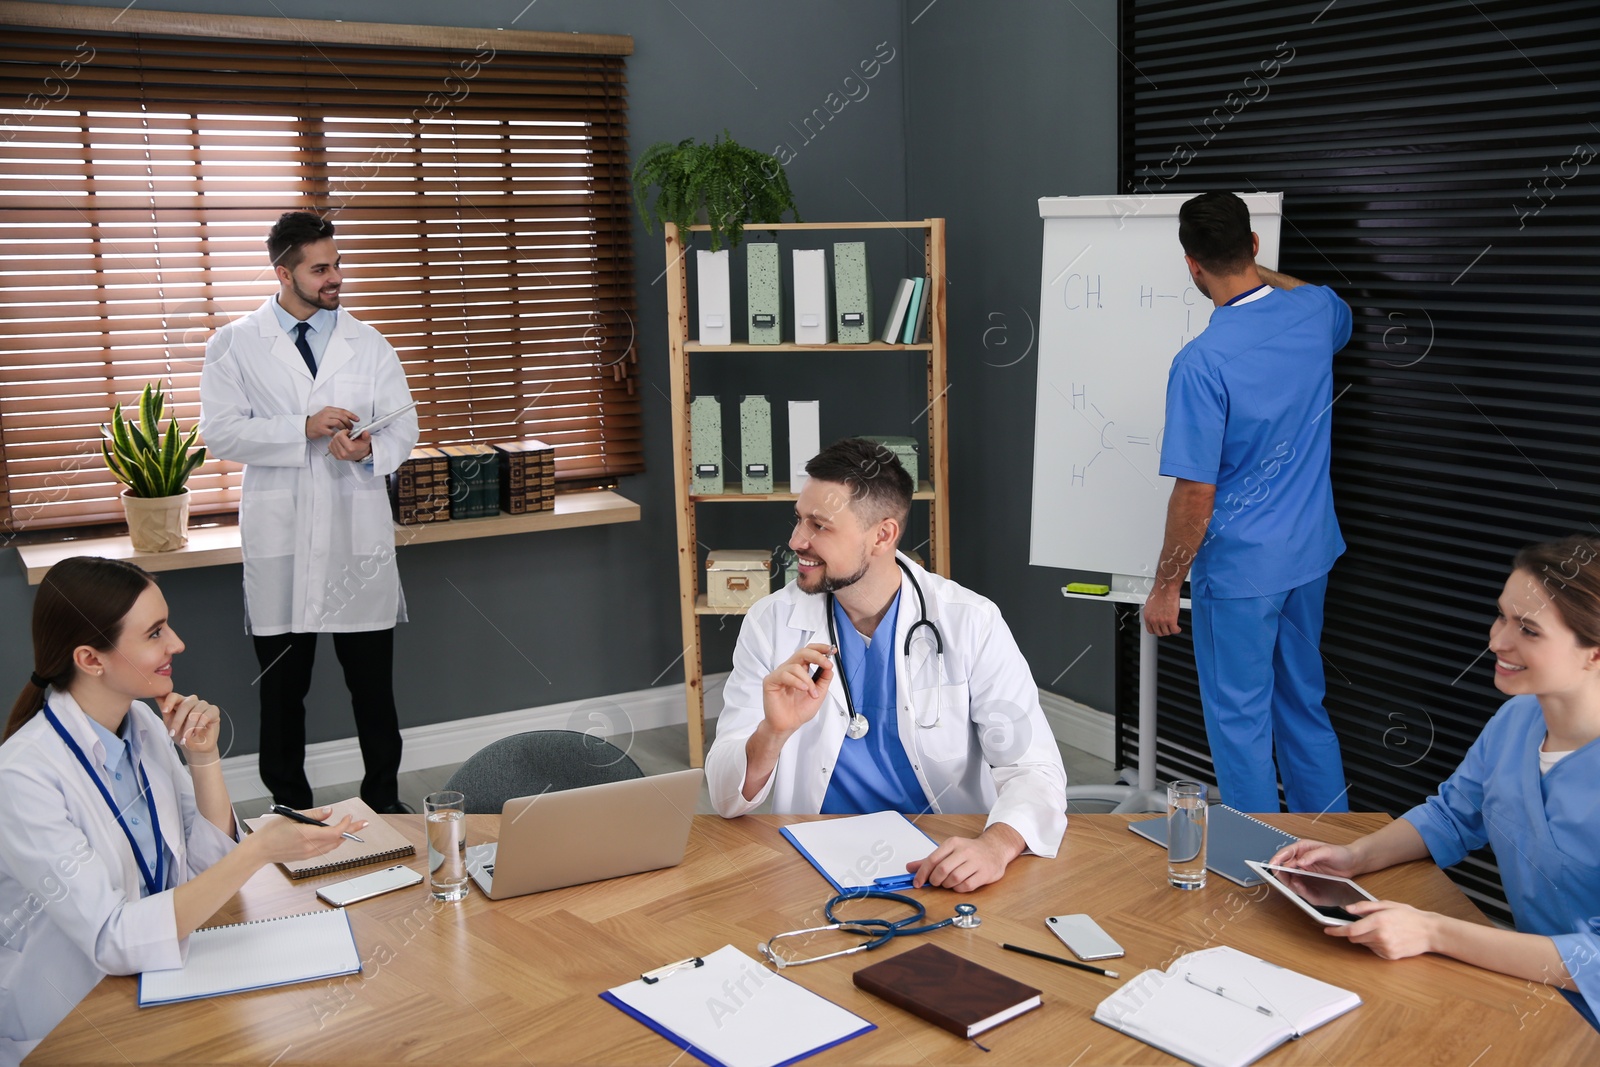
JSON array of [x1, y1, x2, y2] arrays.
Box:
[[354, 400, 415, 437], [1244, 861, 1379, 926]]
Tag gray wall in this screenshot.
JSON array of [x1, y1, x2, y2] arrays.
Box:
[[904, 1, 1121, 711], [2, 0, 1125, 759], [0, 0, 912, 761]]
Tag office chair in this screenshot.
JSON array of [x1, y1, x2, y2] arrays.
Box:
[[444, 730, 644, 814]]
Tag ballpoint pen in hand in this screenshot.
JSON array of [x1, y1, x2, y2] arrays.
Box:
[[269, 804, 365, 843]]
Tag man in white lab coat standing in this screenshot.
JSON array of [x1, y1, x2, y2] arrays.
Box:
[[200, 212, 419, 813]]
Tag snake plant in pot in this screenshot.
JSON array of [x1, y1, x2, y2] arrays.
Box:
[[101, 383, 206, 552], [632, 130, 800, 250]]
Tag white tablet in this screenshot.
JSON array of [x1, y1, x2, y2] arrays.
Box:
[[1244, 861, 1379, 926], [354, 400, 416, 437]]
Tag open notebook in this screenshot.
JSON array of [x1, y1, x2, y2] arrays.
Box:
[[244, 797, 415, 878], [140, 908, 361, 1006], [1094, 945, 1359, 1067]]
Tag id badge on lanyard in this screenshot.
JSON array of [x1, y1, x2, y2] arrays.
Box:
[[43, 705, 165, 897]]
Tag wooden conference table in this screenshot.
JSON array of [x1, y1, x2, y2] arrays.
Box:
[[34, 813, 1599, 1065]]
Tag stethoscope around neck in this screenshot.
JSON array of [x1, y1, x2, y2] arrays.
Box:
[[825, 557, 946, 739]]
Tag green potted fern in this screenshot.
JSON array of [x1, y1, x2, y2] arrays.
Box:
[[632, 130, 800, 250], [101, 383, 206, 552]]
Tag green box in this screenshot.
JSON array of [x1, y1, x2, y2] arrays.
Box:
[[833, 241, 873, 343], [740, 395, 774, 494], [862, 434, 919, 485], [746, 242, 782, 344], [690, 396, 723, 495]]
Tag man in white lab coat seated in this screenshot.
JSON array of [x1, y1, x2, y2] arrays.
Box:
[[706, 438, 1067, 892], [199, 211, 419, 814]]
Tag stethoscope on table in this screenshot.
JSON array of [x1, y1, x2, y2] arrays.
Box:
[[759, 888, 981, 969], [825, 557, 947, 740]]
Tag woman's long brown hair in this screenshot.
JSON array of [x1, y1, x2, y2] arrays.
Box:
[[5, 556, 155, 741]]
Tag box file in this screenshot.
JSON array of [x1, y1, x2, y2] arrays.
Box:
[[792, 249, 831, 345], [690, 396, 723, 495], [740, 395, 774, 494], [788, 400, 820, 492], [833, 241, 872, 343], [696, 249, 731, 345], [746, 241, 782, 344]]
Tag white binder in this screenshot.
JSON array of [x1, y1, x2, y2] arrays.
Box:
[[788, 400, 820, 492], [792, 248, 830, 345], [696, 249, 731, 345]]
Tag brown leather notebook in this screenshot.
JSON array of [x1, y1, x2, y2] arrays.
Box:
[[853, 943, 1042, 1038]]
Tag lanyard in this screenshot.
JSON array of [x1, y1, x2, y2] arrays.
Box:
[[43, 704, 165, 897]]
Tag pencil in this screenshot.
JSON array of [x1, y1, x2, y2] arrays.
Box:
[[1000, 942, 1120, 978]]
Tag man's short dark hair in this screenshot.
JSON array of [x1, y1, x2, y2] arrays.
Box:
[[1178, 191, 1254, 274], [266, 211, 335, 272], [804, 437, 913, 534]]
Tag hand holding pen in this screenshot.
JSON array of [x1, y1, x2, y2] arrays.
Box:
[[270, 804, 366, 843]]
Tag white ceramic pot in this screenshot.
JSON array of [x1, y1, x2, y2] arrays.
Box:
[[121, 488, 190, 552]]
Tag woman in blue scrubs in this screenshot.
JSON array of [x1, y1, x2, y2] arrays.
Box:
[[1274, 535, 1600, 1029]]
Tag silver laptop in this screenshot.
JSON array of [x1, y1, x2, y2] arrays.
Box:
[[466, 768, 703, 900]]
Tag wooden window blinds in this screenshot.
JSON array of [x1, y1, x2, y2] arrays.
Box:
[[0, 12, 637, 534]]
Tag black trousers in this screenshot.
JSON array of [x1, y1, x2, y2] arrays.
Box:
[[252, 628, 402, 810]]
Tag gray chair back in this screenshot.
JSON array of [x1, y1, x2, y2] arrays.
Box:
[[444, 730, 644, 814]]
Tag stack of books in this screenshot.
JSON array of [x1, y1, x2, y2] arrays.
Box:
[[436, 444, 501, 519], [493, 439, 556, 514], [881, 276, 931, 345], [389, 447, 451, 526]]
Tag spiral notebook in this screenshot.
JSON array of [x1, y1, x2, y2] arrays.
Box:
[[244, 797, 415, 879], [139, 908, 361, 1006], [1128, 805, 1297, 887]]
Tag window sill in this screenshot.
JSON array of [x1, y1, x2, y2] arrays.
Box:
[[14, 489, 640, 585]]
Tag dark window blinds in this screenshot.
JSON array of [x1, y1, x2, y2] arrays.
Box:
[[0, 23, 637, 533], [1118, 0, 1600, 921]]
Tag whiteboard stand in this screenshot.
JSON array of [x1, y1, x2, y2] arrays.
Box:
[[1058, 575, 1189, 814]]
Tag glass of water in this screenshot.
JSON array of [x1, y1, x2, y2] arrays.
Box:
[[425, 790, 469, 901], [1167, 780, 1207, 890]]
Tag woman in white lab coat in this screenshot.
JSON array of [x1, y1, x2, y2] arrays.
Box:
[[0, 557, 360, 1064], [198, 294, 419, 635]]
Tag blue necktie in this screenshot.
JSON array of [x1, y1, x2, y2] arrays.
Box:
[[292, 321, 317, 376]]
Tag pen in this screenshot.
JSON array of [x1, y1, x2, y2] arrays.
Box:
[[269, 804, 365, 843], [1183, 973, 1274, 1016], [1000, 942, 1120, 979], [872, 874, 916, 890]]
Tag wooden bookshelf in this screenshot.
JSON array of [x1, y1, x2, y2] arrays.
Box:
[[665, 219, 950, 767]]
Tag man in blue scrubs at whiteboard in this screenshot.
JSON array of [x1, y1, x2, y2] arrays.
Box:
[[1143, 191, 1352, 814]]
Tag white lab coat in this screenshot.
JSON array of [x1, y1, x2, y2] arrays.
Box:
[[0, 691, 237, 1064], [199, 297, 419, 635], [706, 555, 1068, 857]]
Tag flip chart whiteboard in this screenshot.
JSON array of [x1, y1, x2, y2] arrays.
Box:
[[1028, 192, 1283, 579]]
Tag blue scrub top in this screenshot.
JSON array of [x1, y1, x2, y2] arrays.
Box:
[[1403, 695, 1600, 1031], [1159, 284, 1351, 598], [821, 592, 928, 815]]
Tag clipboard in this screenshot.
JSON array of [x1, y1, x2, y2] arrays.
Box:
[[601, 945, 873, 1067], [353, 400, 415, 437], [779, 811, 939, 893]]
